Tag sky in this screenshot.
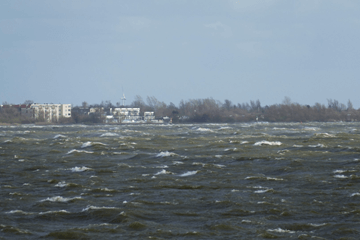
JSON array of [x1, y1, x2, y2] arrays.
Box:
[[1, 0, 360, 108]]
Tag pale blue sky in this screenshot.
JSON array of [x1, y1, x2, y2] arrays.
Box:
[[1, 0, 359, 107]]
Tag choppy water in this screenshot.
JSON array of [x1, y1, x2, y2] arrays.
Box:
[[1, 122, 360, 239]]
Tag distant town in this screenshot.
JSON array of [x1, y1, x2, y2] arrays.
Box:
[[0, 96, 359, 124]]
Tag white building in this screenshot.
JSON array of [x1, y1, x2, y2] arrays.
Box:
[[112, 108, 141, 121], [31, 103, 71, 122], [144, 111, 155, 121]]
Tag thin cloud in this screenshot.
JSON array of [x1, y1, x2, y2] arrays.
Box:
[[204, 21, 232, 38]]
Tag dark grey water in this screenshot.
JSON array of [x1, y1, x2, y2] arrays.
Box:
[[1, 122, 360, 239]]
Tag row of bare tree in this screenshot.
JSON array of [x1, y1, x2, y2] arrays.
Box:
[[2, 97, 359, 124]]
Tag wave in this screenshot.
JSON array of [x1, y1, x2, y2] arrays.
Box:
[[5, 210, 34, 215], [82, 205, 118, 212], [39, 210, 70, 215], [39, 196, 82, 202], [195, 127, 213, 132], [179, 171, 198, 177], [254, 141, 282, 146], [53, 134, 67, 139], [70, 166, 92, 172], [333, 174, 348, 179], [81, 141, 106, 148], [156, 151, 178, 157], [315, 133, 335, 138], [308, 144, 325, 148], [267, 228, 295, 234], [67, 149, 94, 154], [155, 169, 173, 175], [100, 133, 119, 137]]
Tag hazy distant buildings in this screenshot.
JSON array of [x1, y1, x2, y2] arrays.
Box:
[[31, 103, 71, 122], [0, 103, 72, 122]]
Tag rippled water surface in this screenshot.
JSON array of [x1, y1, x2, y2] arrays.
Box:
[[1, 122, 360, 239]]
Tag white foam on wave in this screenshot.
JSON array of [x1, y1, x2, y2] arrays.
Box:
[[67, 149, 94, 154], [82, 205, 117, 211], [334, 174, 348, 179], [315, 133, 335, 138], [179, 170, 198, 177], [214, 164, 226, 168], [81, 141, 106, 148], [254, 188, 272, 193], [350, 193, 360, 197], [172, 161, 184, 165], [308, 144, 325, 148], [267, 228, 295, 234], [40, 196, 82, 202], [219, 126, 232, 130], [195, 127, 213, 132], [5, 210, 34, 215], [293, 144, 303, 148], [156, 151, 178, 157], [70, 166, 92, 172], [39, 210, 70, 215], [303, 127, 320, 131], [55, 181, 69, 187], [155, 169, 173, 175], [266, 177, 283, 181], [155, 165, 169, 168], [254, 141, 282, 146], [54, 134, 67, 139], [100, 132, 119, 137]]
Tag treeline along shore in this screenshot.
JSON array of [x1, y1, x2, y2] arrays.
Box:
[[1, 96, 359, 124]]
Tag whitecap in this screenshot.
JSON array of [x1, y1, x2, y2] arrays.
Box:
[[54, 134, 67, 139], [156, 151, 178, 157], [350, 193, 360, 197], [172, 161, 184, 165], [39, 210, 70, 215], [55, 181, 68, 187], [315, 133, 335, 138], [334, 175, 348, 179], [309, 223, 327, 227], [5, 210, 34, 215], [40, 196, 82, 202], [303, 127, 320, 131], [266, 177, 283, 181], [196, 128, 213, 132], [100, 132, 119, 137], [254, 189, 272, 193], [214, 164, 226, 168], [308, 144, 325, 148], [179, 170, 198, 177], [293, 145, 303, 147], [82, 205, 117, 211], [254, 141, 282, 146], [155, 169, 172, 175], [155, 165, 169, 168], [219, 126, 232, 130], [67, 149, 94, 154], [70, 166, 92, 172], [267, 228, 295, 233], [81, 141, 106, 148]]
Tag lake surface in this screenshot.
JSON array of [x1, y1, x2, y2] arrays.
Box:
[[1, 122, 360, 239]]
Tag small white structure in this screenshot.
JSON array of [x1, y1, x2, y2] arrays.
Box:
[[144, 111, 155, 121], [31, 103, 71, 122], [112, 108, 141, 121]]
